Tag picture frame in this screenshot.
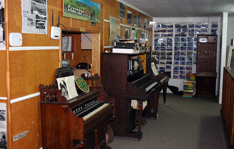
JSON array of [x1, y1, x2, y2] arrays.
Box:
[[63, 0, 101, 23], [133, 15, 137, 26], [138, 14, 141, 27], [127, 10, 132, 25], [119, 2, 125, 19]]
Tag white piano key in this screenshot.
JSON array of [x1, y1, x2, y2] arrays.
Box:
[[146, 82, 158, 92], [83, 103, 109, 121], [160, 77, 167, 83]]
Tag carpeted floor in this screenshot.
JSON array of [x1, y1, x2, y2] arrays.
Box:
[[108, 93, 227, 149]]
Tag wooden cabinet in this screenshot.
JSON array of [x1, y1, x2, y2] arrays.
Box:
[[221, 67, 234, 145], [196, 35, 217, 97]]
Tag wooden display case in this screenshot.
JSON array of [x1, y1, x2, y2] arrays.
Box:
[[196, 35, 217, 98]]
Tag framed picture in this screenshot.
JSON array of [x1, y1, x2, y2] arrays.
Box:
[[144, 19, 147, 30], [119, 2, 125, 19], [138, 15, 141, 27], [63, 0, 101, 23], [127, 10, 132, 25], [125, 27, 129, 39], [133, 15, 137, 26]]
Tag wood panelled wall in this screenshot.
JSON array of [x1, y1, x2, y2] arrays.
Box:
[[103, 0, 153, 47], [1, 0, 152, 148]]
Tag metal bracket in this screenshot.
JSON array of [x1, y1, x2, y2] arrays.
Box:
[[13, 130, 30, 142]]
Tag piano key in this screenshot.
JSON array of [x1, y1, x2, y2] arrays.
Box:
[[75, 102, 100, 117], [146, 82, 158, 92], [83, 103, 110, 121], [160, 77, 168, 83]]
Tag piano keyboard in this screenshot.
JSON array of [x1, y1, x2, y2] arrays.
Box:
[[83, 103, 109, 121], [160, 77, 167, 83], [146, 82, 158, 92], [72, 101, 110, 122]]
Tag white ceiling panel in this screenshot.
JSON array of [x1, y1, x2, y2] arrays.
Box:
[[121, 0, 234, 17]]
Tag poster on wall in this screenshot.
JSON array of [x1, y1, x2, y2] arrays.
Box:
[[0, 0, 4, 48], [63, 0, 100, 23], [22, 0, 47, 34], [0, 103, 7, 149], [109, 16, 120, 46], [119, 2, 125, 19]]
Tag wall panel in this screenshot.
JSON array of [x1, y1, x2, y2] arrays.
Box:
[[9, 50, 59, 99], [104, 0, 119, 20], [104, 22, 110, 46], [0, 51, 6, 97], [11, 96, 42, 149]]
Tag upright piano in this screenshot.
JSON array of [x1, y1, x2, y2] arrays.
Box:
[[39, 75, 114, 149], [102, 52, 162, 140]]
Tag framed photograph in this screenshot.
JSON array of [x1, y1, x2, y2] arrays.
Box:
[[119, 2, 125, 19], [144, 19, 147, 30], [138, 15, 141, 27], [133, 15, 137, 26], [125, 27, 129, 39], [131, 28, 137, 39], [127, 10, 132, 25], [63, 0, 101, 23]]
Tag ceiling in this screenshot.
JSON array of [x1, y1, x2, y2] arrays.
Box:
[[120, 0, 234, 17]]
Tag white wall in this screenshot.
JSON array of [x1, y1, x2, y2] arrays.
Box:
[[227, 16, 234, 46], [153, 17, 221, 94]]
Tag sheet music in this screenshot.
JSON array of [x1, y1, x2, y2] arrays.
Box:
[[57, 75, 78, 100], [66, 76, 78, 99], [151, 62, 159, 76]]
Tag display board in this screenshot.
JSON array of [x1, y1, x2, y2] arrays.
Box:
[[153, 22, 218, 79]]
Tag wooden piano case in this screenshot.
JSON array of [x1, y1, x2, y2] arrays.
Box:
[[39, 76, 114, 149], [102, 52, 161, 141]]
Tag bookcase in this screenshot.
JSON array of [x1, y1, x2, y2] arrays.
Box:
[[196, 35, 217, 98]]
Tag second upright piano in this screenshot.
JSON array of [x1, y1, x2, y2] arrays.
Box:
[[102, 52, 161, 140]]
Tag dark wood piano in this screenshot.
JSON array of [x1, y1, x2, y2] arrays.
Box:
[[39, 74, 114, 149], [102, 52, 162, 141], [150, 58, 169, 104]]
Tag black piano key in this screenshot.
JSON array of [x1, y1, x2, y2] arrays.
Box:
[[76, 103, 104, 118]]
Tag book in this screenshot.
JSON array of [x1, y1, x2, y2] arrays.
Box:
[[183, 89, 194, 93], [57, 75, 78, 100], [151, 62, 159, 76], [119, 39, 138, 43], [112, 48, 137, 54]]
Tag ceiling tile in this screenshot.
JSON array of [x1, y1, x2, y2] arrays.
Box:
[[122, 0, 234, 17]]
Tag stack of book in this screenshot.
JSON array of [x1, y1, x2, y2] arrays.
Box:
[[183, 73, 196, 97], [112, 39, 147, 54]]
